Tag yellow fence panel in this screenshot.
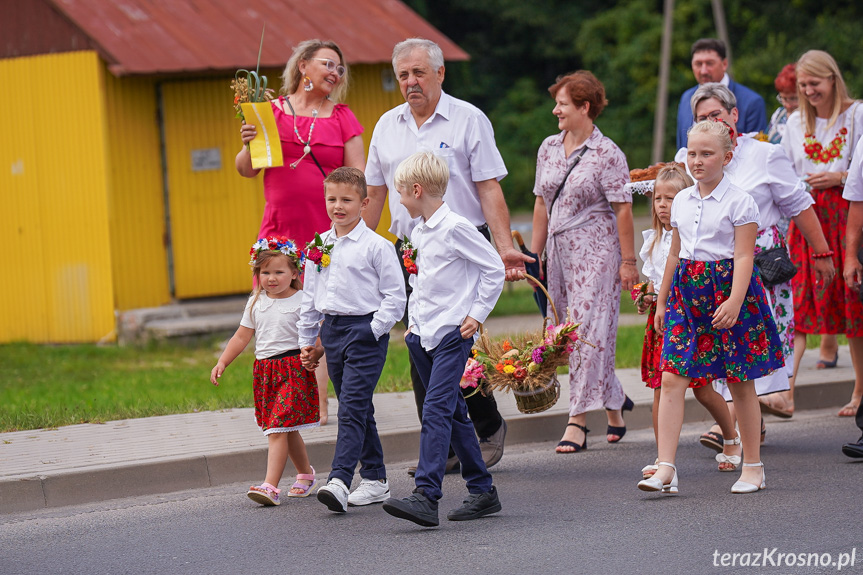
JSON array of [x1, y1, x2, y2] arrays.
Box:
[[0, 51, 115, 342]]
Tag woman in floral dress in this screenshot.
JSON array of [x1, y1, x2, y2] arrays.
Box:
[[782, 50, 863, 417], [531, 71, 638, 452]]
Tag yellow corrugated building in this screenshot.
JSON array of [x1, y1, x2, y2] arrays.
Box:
[[0, 0, 467, 343]]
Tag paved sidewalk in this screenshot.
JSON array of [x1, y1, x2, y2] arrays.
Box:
[[1, 345, 857, 514]]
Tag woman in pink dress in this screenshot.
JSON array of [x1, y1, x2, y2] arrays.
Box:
[[236, 40, 365, 424], [531, 71, 638, 453]]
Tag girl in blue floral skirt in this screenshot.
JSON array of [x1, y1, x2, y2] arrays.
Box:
[[637, 120, 784, 496]]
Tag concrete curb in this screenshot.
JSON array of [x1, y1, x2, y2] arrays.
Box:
[[2, 371, 856, 514]]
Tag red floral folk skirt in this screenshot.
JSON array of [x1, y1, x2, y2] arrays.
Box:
[[787, 186, 863, 336], [252, 352, 319, 434], [660, 259, 785, 384], [642, 301, 709, 389]]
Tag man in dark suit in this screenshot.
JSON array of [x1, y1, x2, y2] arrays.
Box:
[[676, 38, 766, 148]]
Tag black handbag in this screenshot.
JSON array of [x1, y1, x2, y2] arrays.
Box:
[[754, 246, 797, 287]]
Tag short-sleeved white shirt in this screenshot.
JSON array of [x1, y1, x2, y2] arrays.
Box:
[[843, 136, 863, 202], [365, 91, 507, 238], [639, 228, 673, 288], [675, 135, 813, 231], [240, 291, 303, 360], [671, 176, 760, 261]]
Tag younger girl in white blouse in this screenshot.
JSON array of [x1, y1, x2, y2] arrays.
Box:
[[211, 238, 321, 506], [638, 164, 740, 480], [638, 121, 784, 496]]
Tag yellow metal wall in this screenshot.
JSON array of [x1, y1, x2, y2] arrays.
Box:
[[103, 70, 172, 310], [0, 51, 116, 343]]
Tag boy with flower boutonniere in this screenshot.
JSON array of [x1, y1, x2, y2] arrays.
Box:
[[382, 152, 504, 528], [298, 167, 406, 513]]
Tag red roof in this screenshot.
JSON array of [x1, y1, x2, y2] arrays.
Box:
[[47, 0, 468, 75]]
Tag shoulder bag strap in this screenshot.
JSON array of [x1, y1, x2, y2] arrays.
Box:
[[847, 101, 859, 164], [284, 97, 328, 179], [547, 146, 588, 216]]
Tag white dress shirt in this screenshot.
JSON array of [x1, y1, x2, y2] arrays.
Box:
[[843, 136, 863, 202], [671, 176, 760, 261], [298, 219, 406, 347], [240, 291, 303, 360], [639, 228, 673, 288], [365, 91, 508, 238], [675, 135, 813, 231], [407, 203, 504, 351]]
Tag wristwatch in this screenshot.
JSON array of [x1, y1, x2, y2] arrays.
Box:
[[841, 172, 847, 186]]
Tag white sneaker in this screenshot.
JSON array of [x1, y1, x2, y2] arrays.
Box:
[[348, 478, 390, 506], [317, 478, 349, 513]]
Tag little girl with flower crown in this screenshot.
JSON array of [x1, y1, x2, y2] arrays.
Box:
[[211, 237, 322, 506], [638, 121, 785, 496], [636, 164, 741, 480]]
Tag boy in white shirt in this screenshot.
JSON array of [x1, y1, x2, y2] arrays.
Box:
[[299, 167, 406, 513], [382, 152, 504, 527]]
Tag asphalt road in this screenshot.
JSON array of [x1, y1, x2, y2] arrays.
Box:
[[2, 408, 861, 575]]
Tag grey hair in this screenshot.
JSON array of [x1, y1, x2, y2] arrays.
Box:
[[392, 38, 444, 73], [690, 82, 737, 117]]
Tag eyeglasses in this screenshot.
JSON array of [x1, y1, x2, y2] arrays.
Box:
[[776, 94, 798, 105], [695, 109, 725, 122], [311, 58, 346, 78]]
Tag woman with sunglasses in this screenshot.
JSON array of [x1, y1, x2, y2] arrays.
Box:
[[236, 39, 365, 425]]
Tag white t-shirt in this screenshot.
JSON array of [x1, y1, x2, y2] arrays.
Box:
[[675, 135, 813, 231], [365, 91, 507, 238], [671, 176, 760, 260], [240, 291, 302, 360]]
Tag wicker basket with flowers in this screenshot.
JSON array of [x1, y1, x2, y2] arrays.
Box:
[[461, 275, 594, 414]]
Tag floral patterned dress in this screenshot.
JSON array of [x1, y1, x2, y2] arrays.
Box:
[[533, 127, 631, 416], [782, 103, 863, 337]]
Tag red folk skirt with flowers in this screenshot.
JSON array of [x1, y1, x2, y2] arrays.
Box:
[[787, 185, 863, 337], [660, 259, 785, 384], [252, 352, 320, 434], [642, 301, 709, 389]]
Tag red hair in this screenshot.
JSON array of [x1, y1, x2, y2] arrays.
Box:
[[548, 71, 608, 119], [774, 63, 796, 93]]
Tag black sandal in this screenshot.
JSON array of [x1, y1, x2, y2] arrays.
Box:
[[605, 396, 633, 443], [556, 423, 589, 453], [699, 429, 724, 453]]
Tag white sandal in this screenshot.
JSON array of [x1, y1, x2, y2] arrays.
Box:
[[641, 458, 659, 479], [731, 462, 766, 493], [715, 435, 741, 472], [637, 461, 678, 495]]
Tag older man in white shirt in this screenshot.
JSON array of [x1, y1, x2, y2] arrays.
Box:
[[364, 38, 530, 470]]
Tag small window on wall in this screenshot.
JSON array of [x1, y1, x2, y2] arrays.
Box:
[[381, 69, 396, 93]]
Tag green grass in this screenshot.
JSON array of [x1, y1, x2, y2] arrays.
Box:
[[490, 279, 640, 317], [0, 321, 649, 432]]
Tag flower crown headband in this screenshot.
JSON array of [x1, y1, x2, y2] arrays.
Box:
[[249, 236, 306, 269]]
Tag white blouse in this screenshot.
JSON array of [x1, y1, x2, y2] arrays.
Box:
[[675, 135, 813, 230], [240, 291, 303, 360], [639, 228, 673, 288], [671, 176, 760, 261], [782, 102, 863, 177], [843, 136, 863, 202]]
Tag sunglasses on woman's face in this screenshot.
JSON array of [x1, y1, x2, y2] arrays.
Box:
[[311, 58, 346, 78]]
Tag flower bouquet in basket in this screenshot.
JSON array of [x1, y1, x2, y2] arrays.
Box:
[[466, 311, 594, 414]]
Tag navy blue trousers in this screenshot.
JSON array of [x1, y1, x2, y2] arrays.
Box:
[[406, 327, 492, 501], [321, 314, 388, 486]]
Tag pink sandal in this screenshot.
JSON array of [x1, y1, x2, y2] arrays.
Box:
[[286, 466, 317, 498], [247, 482, 281, 506]]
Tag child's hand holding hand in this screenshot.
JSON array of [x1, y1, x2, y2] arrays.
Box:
[[712, 300, 742, 330], [637, 294, 654, 315], [460, 317, 480, 339], [210, 363, 226, 386], [301, 345, 324, 370]]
